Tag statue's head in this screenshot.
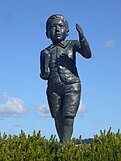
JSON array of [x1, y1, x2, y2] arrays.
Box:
[[46, 14, 69, 44]]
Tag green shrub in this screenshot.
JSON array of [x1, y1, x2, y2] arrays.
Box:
[[0, 128, 121, 161]]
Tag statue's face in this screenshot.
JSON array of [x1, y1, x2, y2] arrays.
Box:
[[47, 19, 68, 44]]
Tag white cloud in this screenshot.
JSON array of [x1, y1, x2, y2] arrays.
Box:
[[78, 101, 86, 113], [104, 40, 115, 47], [0, 94, 27, 117], [37, 105, 51, 117]]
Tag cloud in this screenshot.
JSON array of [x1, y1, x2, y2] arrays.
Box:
[[104, 40, 115, 47], [37, 101, 86, 118], [78, 101, 86, 113], [77, 101, 87, 117], [0, 94, 27, 117], [37, 105, 51, 117]]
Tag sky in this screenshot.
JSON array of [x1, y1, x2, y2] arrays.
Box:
[[0, 0, 121, 140]]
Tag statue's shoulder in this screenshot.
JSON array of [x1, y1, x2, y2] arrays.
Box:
[[45, 44, 55, 51], [40, 44, 53, 55]]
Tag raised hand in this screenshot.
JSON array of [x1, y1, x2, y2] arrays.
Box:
[[76, 23, 84, 39]]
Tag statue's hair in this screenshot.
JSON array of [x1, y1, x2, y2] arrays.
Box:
[[46, 14, 69, 32]]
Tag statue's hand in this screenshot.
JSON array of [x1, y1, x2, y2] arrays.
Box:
[[76, 23, 84, 39]]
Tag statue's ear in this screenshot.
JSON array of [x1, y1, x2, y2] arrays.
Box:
[[66, 29, 69, 36], [46, 31, 50, 38]]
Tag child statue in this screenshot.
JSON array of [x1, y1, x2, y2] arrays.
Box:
[[40, 14, 91, 143]]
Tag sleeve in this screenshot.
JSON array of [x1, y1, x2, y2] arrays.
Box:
[[73, 38, 91, 58], [40, 49, 50, 80]]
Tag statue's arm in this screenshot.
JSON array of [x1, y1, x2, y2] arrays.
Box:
[[76, 23, 91, 58], [40, 50, 50, 80]]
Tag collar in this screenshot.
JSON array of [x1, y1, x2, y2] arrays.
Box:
[[46, 40, 71, 51]]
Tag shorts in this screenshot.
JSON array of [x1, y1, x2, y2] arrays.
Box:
[[46, 82, 81, 118]]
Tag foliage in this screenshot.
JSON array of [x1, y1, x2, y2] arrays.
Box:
[[0, 128, 121, 161]]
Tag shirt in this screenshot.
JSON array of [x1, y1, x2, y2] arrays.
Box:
[[40, 39, 91, 85]]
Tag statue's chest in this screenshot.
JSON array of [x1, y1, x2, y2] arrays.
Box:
[[50, 45, 74, 61]]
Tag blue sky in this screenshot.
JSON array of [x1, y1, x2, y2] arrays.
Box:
[[0, 0, 121, 140]]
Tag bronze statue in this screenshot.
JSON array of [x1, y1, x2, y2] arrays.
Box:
[[40, 14, 91, 143]]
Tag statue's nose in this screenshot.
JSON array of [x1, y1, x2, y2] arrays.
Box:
[[55, 25, 60, 32]]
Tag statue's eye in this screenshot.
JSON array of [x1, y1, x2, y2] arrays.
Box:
[[59, 24, 64, 28]]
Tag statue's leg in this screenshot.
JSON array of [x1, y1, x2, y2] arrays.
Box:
[[60, 83, 81, 143], [61, 116, 74, 143], [55, 118, 63, 142], [47, 88, 63, 141]]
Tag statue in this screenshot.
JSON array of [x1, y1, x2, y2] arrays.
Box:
[[40, 14, 91, 143]]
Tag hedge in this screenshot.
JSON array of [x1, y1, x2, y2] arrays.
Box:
[[0, 128, 121, 161]]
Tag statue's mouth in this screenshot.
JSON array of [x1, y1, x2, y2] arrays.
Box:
[[55, 33, 61, 37]]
